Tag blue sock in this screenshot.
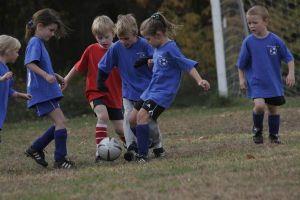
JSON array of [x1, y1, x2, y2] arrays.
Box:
[[269, 115, 280, 135], [136, 124, 149, 157], [130, 127, 136, 136], [253, 112, 264, 130], [31, 126, 55, 151], [54, 129, 67, 161]]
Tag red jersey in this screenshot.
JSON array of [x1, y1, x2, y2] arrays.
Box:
[[74, 43, 122, 108]]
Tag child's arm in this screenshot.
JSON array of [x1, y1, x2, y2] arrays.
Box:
[[26, 63, 56, 83], [11, 92, 32, 100], [188, 68, 210, 91], [286, 60, 295, 87], [0, 71, 13, 82], [62, 67, 79, 91], [238, 69, 247, 91]]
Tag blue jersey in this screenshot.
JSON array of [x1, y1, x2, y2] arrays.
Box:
[[99, 37, 153, 101], [24, 37, 62, 108], [0, 62, 15, 129], [141, 41, 197, 108], [237, 32, 294, 98]]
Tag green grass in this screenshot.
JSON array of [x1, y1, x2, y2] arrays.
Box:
[[1, 102, 300, 200]]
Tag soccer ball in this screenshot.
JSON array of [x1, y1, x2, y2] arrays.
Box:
[[97, 137, 122, 161]]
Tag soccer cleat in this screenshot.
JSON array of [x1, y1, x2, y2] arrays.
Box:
[[95, 156, 103, 163], [124, 142, 138, 162], [269, 134, 281, 144], [136, 154, 148, 163], [25, 147, 48, 167], [252, 127, 263, 144], [153, 147, 165, 158], [54, 158, 75, 169]]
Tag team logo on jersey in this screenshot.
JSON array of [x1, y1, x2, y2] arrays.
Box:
[[267, 45, 277, 55], [158, 56, 168, 67], [136, 52, 147, 58]]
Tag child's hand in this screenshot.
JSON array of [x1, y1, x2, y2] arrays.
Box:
[[286, 73, 295, 87], [61, 78, 68, 91], [45, 74, 57, 83], [198, 80, 210, 91], [13, 92, 32, 100], [0, 71, 13, 81], [239, 78, 247, 91], [54, 73, 66, 90]]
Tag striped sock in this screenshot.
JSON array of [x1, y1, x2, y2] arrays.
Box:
[[95, 124, 107, 145]]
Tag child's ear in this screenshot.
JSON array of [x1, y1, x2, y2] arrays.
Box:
[[36, 23, 44, 30]]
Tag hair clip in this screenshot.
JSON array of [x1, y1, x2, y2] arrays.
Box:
[[27, 20, 34, 27], [151, 13, 161, 20]]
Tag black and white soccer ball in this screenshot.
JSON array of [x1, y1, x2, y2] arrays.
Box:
[[97, 137, 122, 161]]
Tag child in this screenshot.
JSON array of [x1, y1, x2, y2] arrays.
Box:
[[132, 13, 210, 162], [98, 14, 164, 161], [24, 8, 75, 169], [63, 15, 124, 163], [0, 35, 31, 143], [237, 6, 295, 144]]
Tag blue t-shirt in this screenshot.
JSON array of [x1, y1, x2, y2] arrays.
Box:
[[141, 40, 197, 108], [99, 37, 153, 101], [0, 62, 15, 129], [236, 32, 294, 98], [24, 37, 62, 108]]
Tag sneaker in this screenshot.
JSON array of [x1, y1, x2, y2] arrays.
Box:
[[25, 147, 48, 167], [95, 156, 103, 163], [54, 158, 75, 169], [136, 154, 148, 163], [153, 147, 165, 158], [252, 127, 263, 144], [124, 142, 138, 162], [269, 134, 281, 144]]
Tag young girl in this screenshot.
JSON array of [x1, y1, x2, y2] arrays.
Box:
[[237, 6, 295, 144], [24, 8, 75, 169], [0, 35, 31, 143], [63, 15, 124, 163], [133, 13, 210, 162]]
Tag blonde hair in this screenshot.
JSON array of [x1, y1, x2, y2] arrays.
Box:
[[140, 12, 179, 38], [25, 8, 68, 42], [116, 14, 138, 37], [0, 35, 21, 56], [247, 5, 269, 21], [91, 15, 115, 36]]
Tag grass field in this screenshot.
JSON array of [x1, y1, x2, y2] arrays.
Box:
[[1, 99, 300, 200]]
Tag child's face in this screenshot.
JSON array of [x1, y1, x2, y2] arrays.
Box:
[[246, 15, 268, 37], [36, 23, 58, 41], [95, 32, 114, 49], [118, 33, 137, 48], [143, 31, 165, 48], [5, 48, 20, 63]]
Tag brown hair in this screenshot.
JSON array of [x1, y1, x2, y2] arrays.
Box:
[[116, 14, 138, 37], [140, 12, 179, 38], [247, 5, 269, 21], [25, 8, 68, 42]]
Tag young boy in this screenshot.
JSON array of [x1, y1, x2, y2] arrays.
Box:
[[0, 35, 31, 143], [98, 14, 164, 161], [63, 16, 124, 163], [237, 5, 295, 144]]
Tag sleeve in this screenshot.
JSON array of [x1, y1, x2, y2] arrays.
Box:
[[277, 38, 294, 63], [236, 39, 251, 70], [24, 39, 42, 66], [146, 43, 154, 57], [98, 45, 118, 74], [74, 46, 90, 74], [8, 79, 16, 97]]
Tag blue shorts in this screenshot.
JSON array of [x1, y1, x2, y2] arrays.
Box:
[[35, 99, 60, 117]]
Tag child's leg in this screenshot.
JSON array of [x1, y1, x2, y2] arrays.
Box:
[[267, 104, 281, 143], [123, 98, 136, 148], [31, 125, 55, 151], [92, 104, 109, 145], [111, 120, 125, 143], [136, 108, 151, 159], [252, 98, 266, 144], [48, 108, 68, 162]]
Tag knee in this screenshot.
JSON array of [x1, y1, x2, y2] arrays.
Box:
[[97, 112, 109, 124], [137, 111, 150, 124], [254, 102, 265, 113], [55, 117, 67, 129], [129, 114, 137, 128], [268, 106, 278, 115]]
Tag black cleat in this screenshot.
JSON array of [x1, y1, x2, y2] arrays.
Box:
[[54, 158, 75, 169], [124, 142, 138, 162], [252, 127, 263, 144], [269, 134, 281, 144], [153, 147, 165, 158], [25, 147, 48, 167]]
